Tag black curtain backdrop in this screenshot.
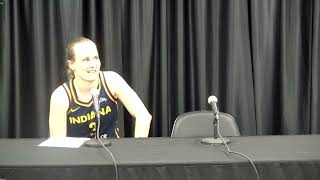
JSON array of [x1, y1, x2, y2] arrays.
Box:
[[1, 0, 319, 138]]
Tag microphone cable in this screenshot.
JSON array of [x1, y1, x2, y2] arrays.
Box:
[[91, 88, 119, 180], [216, 120, 260, 180], [96, 113, 119, 180]]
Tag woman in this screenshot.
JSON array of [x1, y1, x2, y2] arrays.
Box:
[[49, 37, 152, 138]]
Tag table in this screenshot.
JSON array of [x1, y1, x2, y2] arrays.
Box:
[[1, 135, 320, 180]]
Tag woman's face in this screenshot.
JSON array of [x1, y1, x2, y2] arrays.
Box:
[[68, 41, 101, 82]]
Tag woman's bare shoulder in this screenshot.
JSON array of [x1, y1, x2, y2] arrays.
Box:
[[50, 85, 69, 108]]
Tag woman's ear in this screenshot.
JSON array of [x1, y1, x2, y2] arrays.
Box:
[[67, 60, 75, 70]]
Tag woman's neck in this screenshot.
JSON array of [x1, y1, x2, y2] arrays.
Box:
[[73, 77, 99, 94]]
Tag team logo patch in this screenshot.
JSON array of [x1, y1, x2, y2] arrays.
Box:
[[99, 97, 107, 103]]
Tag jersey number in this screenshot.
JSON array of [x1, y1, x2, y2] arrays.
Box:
[[89, 122, 96, 137]]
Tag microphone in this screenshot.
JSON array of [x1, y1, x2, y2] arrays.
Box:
[[208, 95, 219, 119], [83, 88, 111, 147], [201, 95, 231, 144], [91, 88, 100, 119]]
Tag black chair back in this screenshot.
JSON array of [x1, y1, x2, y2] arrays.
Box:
[[171, 111, 240, 137]]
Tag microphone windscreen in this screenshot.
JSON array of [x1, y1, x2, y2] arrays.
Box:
[[208, 95, 218, 104], [90, 88, 100, 111], [90, 88, 99, 97]]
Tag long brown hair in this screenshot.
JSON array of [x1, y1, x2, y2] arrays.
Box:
[[65, 37, 94, 80]]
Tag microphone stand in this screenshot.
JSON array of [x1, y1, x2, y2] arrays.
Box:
[[83, 117, 112, 148], [84, 90, 112, 148], [201, 106, 231, 144]]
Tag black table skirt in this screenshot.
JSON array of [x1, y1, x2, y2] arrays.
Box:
[[1, 135, 320, 180]]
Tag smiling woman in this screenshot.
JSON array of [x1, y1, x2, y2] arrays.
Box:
[[49, 37, 152, 138], [65, 38, 101, 82]]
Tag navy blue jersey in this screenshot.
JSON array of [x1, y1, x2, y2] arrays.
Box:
[[62, 72, 119, 138]]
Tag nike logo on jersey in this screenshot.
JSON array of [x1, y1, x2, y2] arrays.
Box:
[[70, 107, 80, 112]]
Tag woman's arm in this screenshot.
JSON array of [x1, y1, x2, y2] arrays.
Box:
[[49, 86, 69, 137], [104, 71, 152, 138]]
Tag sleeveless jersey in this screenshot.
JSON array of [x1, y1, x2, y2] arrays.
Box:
[[62, 72, 119, 138]]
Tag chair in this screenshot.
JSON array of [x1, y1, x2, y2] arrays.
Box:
[[171, 111, 241, 137]]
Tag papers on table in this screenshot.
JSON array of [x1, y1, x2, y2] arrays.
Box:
[[38, 137, 90, 148]]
